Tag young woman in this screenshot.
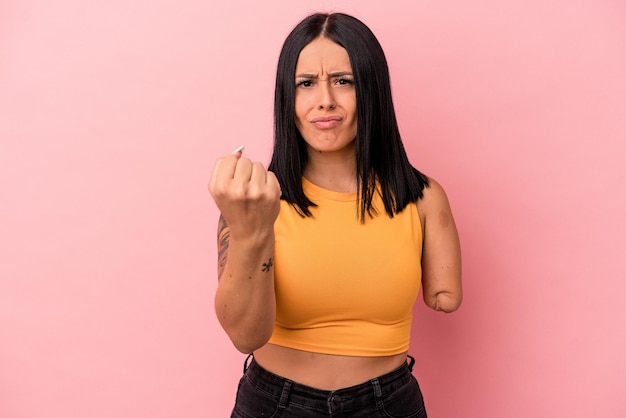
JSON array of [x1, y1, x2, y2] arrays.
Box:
[[208, 12, 462, 418]]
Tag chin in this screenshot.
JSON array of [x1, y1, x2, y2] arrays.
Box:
[[305, 138, 355, 153]]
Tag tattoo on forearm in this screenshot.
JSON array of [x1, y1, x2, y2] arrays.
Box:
[[217, 215, 229, 280], [217, 215, 273, 278], [262, 257, 274, 272]]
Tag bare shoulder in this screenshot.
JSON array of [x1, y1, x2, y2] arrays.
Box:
[[416, 177, 454, 225]]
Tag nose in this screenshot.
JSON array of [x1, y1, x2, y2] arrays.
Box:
[[318, 80, 336, 110]]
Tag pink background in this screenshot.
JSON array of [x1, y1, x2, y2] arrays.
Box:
[[1, 0, 625, 417]]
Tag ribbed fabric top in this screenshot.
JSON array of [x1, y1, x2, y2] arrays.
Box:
[[269, 178, 423, 356]]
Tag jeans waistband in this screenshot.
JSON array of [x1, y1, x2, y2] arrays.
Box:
[[242, 354, 416, 412]]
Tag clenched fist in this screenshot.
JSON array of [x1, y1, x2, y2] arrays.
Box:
[[208, 149, 281, 240]]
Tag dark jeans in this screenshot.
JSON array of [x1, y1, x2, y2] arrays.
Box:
[[231, 354, 427, 418]]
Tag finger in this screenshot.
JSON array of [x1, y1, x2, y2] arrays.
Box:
[[209, 155, 240, 193], [208, 157, 225, 192], [267, 171, 282, 195], [209, 158, 223, 183], [233, 157, 253, 183], [212, 155, 239, 180], [250, 162, 267, 185]]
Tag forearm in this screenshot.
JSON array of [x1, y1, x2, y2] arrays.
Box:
[[215, 234, 276, 353], [208, 151, 282, 353]]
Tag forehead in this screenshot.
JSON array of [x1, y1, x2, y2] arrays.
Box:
[[295, 36, 352, 74]]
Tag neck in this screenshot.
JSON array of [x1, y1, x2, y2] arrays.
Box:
[[303, 145, 357, 193]]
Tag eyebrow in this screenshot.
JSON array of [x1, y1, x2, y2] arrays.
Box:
[[295, 71, 354, 78]]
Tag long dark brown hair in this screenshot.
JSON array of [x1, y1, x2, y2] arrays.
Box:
[[268, 13, 429, 220]]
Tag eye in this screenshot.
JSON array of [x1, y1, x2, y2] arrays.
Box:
[[335, 78, 354, 86], [296, 80, 314, 88]]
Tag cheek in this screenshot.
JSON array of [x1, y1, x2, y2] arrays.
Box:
[[347, 105, 358, 128], [294, 97, 308, 126], [342, 94, 357, 122], [295, 117, 307, 136]]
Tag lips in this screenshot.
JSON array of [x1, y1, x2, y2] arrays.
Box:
[[310, 115, 342, 129]]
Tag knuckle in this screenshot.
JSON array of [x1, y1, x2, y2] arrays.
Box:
[[245, 186, 264, 202], [228, 187, 248, 201]]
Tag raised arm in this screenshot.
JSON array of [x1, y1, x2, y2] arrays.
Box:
[[418, 178, 463, 313], [208, 151, 281, 353]]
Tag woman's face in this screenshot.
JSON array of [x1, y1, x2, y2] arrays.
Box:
[[294, 37, 357, 155]]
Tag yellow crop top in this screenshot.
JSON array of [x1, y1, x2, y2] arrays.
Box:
[[269, 177, 423, 356]]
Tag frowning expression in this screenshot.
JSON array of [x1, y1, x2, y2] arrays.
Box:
[[294, 37, 357, 155]]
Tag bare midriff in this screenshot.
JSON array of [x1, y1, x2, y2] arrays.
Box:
[[253, 343, 408, 390]]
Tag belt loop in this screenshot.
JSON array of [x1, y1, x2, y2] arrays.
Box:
[[407, 354, 416, 372], [371, 378, 384, 409], [243, 353, 254, 374], [278, 380, 292, 409]]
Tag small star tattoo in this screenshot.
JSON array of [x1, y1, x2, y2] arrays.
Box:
[[262, 257, 274, 272]]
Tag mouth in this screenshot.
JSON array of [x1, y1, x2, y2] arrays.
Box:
[[310, 115, 342, 129]]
